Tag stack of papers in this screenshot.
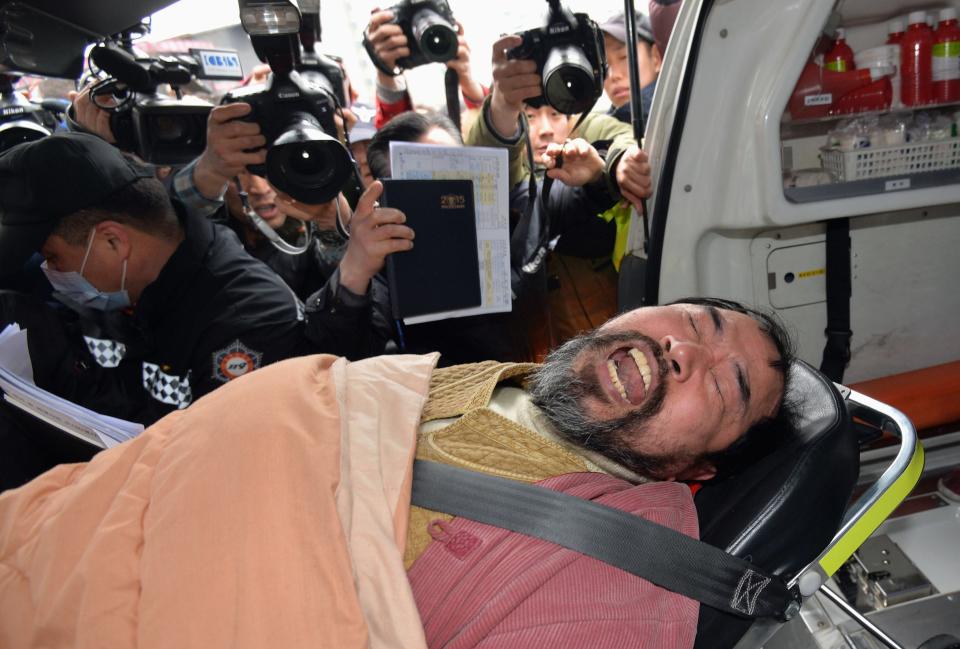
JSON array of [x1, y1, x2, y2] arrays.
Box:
[[0, 324, 143, 448]]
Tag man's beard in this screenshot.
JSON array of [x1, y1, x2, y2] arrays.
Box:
[[528, 330, 692, 479]]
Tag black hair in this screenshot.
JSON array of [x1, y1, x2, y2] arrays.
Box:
[[53, 155, 181, 245], [366, 109, 463, 180], [668, 297, 801, 480]]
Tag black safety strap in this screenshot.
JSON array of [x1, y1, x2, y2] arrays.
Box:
[[444, 68, 461, 133], [411, 459, 798, 620], [820, 218, 852, 383]]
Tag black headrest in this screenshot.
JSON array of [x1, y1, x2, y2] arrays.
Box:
[[693, 360, 859, 649]]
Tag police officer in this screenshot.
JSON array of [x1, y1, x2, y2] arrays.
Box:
[[0, 131, 308, 427]]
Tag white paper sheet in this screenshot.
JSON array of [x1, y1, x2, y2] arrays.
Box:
[[0, 324, 143, 448], [388, 142, 512, 324]]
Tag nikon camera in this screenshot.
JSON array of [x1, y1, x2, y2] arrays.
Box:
[[365, 0, 458, 74], [507, 0, 606, 114]]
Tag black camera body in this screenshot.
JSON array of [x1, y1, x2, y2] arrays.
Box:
[[507, 1, 606, 114], [0, 75, 58, 153], [372, 0, 458, 72], [222, 52, 353, 205]]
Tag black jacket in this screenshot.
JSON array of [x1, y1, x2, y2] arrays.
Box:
[[216, 211, 395, 358], [6, 205, 307, 426]]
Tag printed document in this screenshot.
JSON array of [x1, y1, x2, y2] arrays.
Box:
[[389, 142, 512, 324]]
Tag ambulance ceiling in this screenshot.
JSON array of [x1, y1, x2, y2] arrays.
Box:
[[0, 0, 177, 78]]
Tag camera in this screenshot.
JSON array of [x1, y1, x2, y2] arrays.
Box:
[[85, 43, 243, 165], [223, 2, 355, 205], [0, 75, 58, 153], [507, 0, 606, 114], [365, 0, 458, 74]]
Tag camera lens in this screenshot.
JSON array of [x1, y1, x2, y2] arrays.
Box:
[[133, 100, 212, 165], [411, 8, 458, 62], [542, 44, 597, 114], [282, 143, 337, 186], [0, 122, 49, 154], [267, 112, 353, 204]]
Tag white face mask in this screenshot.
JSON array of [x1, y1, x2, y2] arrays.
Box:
[[41, 229, 131, 312]]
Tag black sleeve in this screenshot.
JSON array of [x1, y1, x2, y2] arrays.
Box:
[[302, 268, 393, 360], [542, 177, 618, 259]]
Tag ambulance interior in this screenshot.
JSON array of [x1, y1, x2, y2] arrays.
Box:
[[634, 0, 960, 645]]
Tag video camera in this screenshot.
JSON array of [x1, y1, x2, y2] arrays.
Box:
[[83, 34, 243, 165], [222, 0, 355, 205], [507, 0, 606, 114], [0, 75, 62, 153], [364, 0, 459, 74]]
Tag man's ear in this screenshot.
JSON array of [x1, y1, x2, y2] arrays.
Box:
[[96, 221, 132, 260], [652, 43, 663, 75], [675, 460, 716, 482]]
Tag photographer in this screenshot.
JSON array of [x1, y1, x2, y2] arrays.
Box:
[[475, 35, 653, 213], [364, 8, 487, 129]]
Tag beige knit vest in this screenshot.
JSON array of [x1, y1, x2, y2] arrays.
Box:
[[404, 361, 593, 567]]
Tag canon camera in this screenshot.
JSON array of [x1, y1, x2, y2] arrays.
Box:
[[224, 1, 355, 205]]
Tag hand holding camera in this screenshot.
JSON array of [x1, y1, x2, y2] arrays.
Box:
[[338, 181, 415, 296], [67, 85, 117, 144], [193, 103, 267, 200], [614, 144, 653, 211], [489, 35, 542, 138], [540, 138, 603, 187], [365, 9, 411, 78], [363, 0, 459, 76]]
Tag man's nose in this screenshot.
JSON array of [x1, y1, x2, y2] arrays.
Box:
[[660, 335, 713, 382]]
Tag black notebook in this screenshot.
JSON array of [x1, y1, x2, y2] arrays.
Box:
[[381, 179, 482, 320]]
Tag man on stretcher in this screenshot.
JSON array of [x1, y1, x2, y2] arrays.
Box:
[[0, 297, 796, 649]]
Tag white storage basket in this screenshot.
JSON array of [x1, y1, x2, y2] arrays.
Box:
[[821, 137, 960, 181]]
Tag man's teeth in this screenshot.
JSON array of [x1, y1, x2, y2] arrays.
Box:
[[628, 348, 652, 391], [607, 359, 628, 401], [607, 348, 652, 402]]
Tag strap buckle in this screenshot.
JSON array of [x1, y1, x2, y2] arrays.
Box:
[[824, 328, 853, 363]]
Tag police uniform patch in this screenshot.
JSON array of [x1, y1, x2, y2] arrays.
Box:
[[83, 336, 127, 368], [212, 339, 263, 383], [142, 363, 193, 409]]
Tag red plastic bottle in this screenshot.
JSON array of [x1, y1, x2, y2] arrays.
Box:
[[933, 8, 960, 103], [825, 28, 856, 72], [901, 11, 934, 105], [886, 19, 905, 45], [787, 62, 876, 119]]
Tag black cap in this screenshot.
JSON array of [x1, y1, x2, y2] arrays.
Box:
[[599, 11, 656, 46], [0, 132, 154, 274]]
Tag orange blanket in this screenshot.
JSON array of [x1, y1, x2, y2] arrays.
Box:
[[0, 353, 438, 649]]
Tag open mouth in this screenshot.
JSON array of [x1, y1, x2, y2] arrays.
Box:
[[254, 203, 279, 220], [604, 346, 654, 405]]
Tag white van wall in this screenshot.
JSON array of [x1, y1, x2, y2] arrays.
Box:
[[643, 0, 960, 382]]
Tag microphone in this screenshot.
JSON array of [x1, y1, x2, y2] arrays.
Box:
[[90, 45, 155, 93]]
